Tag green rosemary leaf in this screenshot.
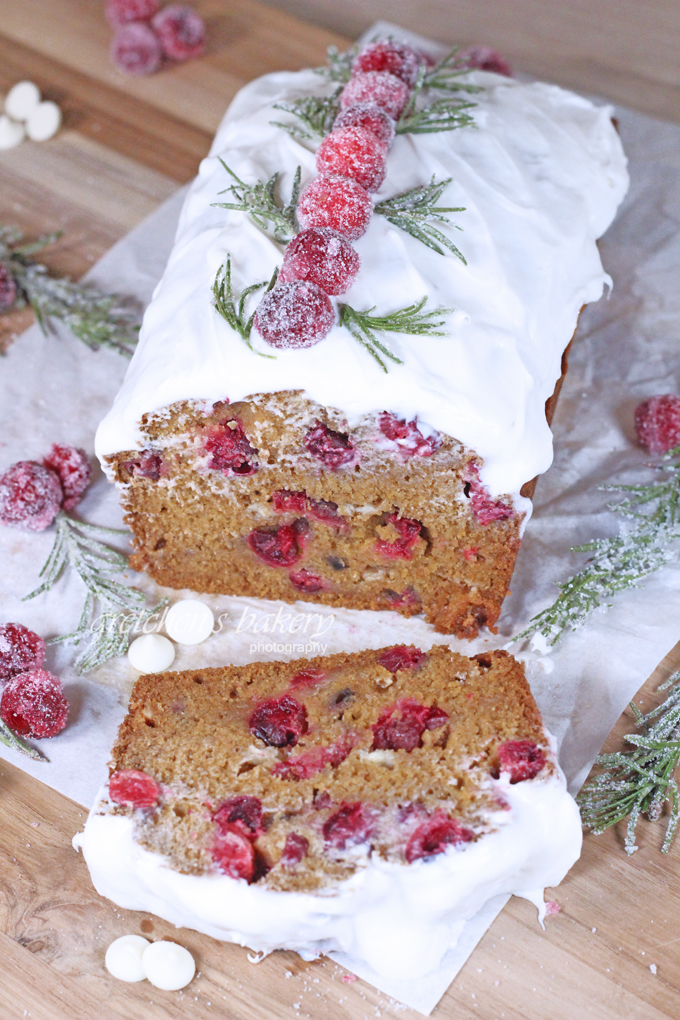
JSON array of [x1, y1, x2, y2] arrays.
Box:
[[314, 44, 357, 84], [423, 47, 483, 95], [374, 177, 467, 261], [211, 254, 275, 360], [0, 717, 46, 761], [72, 599, 169, 674], [339, 297, 453, 373], [272, 88, 342, 141], [397, 95, 477, 135], [212, 161, 300, 243]]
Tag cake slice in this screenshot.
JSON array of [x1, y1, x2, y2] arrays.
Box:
[[76, 646, 581, 979]]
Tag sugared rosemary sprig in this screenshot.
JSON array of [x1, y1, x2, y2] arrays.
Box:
[[314, 44, 357, 84], [0, 225, 140, 356], [272, 87, 342, 142], [212, 161, 301, 243], [339, 297, 453, 372], [516, 446, 680, 646], [0, 718, 46, 761], [375, 176, 466, 261], [422, 46, 483, 95], [72, 600, 168, 674], [212, 254, 276, 359], [396, 85, 477, 135], [578, 666, 680, 853]]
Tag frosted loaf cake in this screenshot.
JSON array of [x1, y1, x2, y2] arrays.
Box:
[[95, 41, 629, 635]]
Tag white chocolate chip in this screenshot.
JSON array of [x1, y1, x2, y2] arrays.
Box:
[[0, 115, 25, 150], [165, 599, 214, 645], [361, 749, 396, 767], [26, 100, 61, 141], [372, 666, 394, 688], [128, 633, 175, 672], [142, 940, 196, 990], [4, 81, 41, 121], [105, 935, 150, 982]]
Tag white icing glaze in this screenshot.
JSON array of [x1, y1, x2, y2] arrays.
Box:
[[74, 761, 582, 981], [95, 67, 628, 498]]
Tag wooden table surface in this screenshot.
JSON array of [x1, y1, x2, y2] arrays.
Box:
[[1, 1, 679, 1017]]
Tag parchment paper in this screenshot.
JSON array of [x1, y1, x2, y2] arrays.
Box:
[[2, 27, 680, 1013]]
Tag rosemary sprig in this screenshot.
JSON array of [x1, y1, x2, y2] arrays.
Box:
[[516, 446, 680, 646], [73, 600, 168, 674], [396, 88, 477, 135], [339, 297, 453, 372], [422, 47, 483, 95], [0, 225, 140, 356], [0, 718, 46, 761], [374, 176, 466, 261], [212, 254, 276, 359], [314, 44, 357, 84], [578, 667, 680, 853], [211, 161, 301, 243], [272, 87, 342, 142]]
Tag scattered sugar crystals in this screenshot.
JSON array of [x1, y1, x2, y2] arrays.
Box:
[[127, 632, 175, 671], [105, 935, 196, 990], [165, 599, 214, 645], [1, 82, 61, 149]]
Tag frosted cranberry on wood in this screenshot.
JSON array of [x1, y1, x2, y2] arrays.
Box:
[[634, 394, 680, 454], [297, 173, 373, 241], [254, 280, 334, 350], [316, 126, 387, 193], [151, 4, 206, 62], [105, 0, 160, 26], [0, 668, 68, 739], [341, 71, 410, 121], [333, 103, 395, 146], [109, 769, 160, 808], [0, 460, 63, 531], [0, 624, 46, 683], [278, 228, 360, 295], [42, 444, 92, 511], [110, 22, 162, 76]]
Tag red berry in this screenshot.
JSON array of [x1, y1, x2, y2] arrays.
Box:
[[316, 127, 387, 193], [42, 444, 92, 511], [280, 832, 309, 866], [204, 418, 258, 475], [634, 394, 680, 455], [375, 512, 422, 560], [323, 802, 374, 849], [308, 497, 345, 528], [289, 568, 327, 593], [0, 263, 17, 311], [109, 769, 160, 808], [0, 669, 68, 739], [105, 0, 160, 26], [247, 519, 308, 567], [371, 697, 447, 752], [249, 695, 308, 748], [463, 465, 513, 525], [0, 624, 46, 683], [304, 421, 356, 470], [378, 412, 439, 458], [278, 228, 360, 296], [111, 22, 162, 76], [272, 489, 308, 514], [341, 72, 410, 121], [333, 103, 395, 146], [297, 173, 373, 242], [272, 489, 346, 528], [212, 823, 255, 881], [254, 280, 334, 350], [352, 41, 423, 87], [151, 4, 206, 62], [288, 668, 326, 690], [122, 450, 163, 481], [459, 44, 512, 77], [213, 795, 263, 839], [0, 461, 62, 532], [384, 587, 420, 609], [273, 737, 352, 781], [377, 645, 427, 673], [497, 740, 546, 783], [405, 813, 473, 863]]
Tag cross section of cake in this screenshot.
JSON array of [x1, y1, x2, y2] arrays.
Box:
[[75, 645, 581, 979]]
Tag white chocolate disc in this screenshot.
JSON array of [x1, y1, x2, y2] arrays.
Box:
[[127, 633, 175, 672], [142, 940, 196, 990], [5, 81, 40, 121], [0, 115, 25, 150], [105, 935, 149, 982], [26, 100, 61, 142], [165, 599, 214, 645]]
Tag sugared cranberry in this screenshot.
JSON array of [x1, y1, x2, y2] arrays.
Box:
[[204, 418, 258, 475], [323, 801, 374, 849], [0, 669, 67, 739], [459, 44, 512, 77], [289, 568, 326, 593], [0, 263, 17, 311], [377, 645, 427, 674], [378, 412, 439, 458], [109, 768, 160, 808], [105, 0, 160, 26], [333, 103, 395, 146], [151, 4, 206, 61], [280, 832, 309, 866], [122, 449, 162, 481], [249, 695, 308, 748], [247, 519, 307, 567], [497, 740, 546, 783], [42, 444, 92, 511], [0, 461, 62, 532], [352, 41, 423, 87], [278, 228, 360, 296], [0, 623, 46, 682], [463, 465, 513, 525], [341, 71, 410, 121], [316, 127, 387, 193], [371, 698, 448, 752], [212, 824, 255, 881], [273, 737, 352, 780], [304, 421, 356, 470], [111, 22, 163, 76], [272, 489, 308, 514], [375, 512, 422, 560], [213, 795, 263, 839], [405, 813, 473, 862], [254, 280, 334, 350], [297, 173, 373, 242], [289, 668, 326, 690], [634, 394, 680, 455]]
